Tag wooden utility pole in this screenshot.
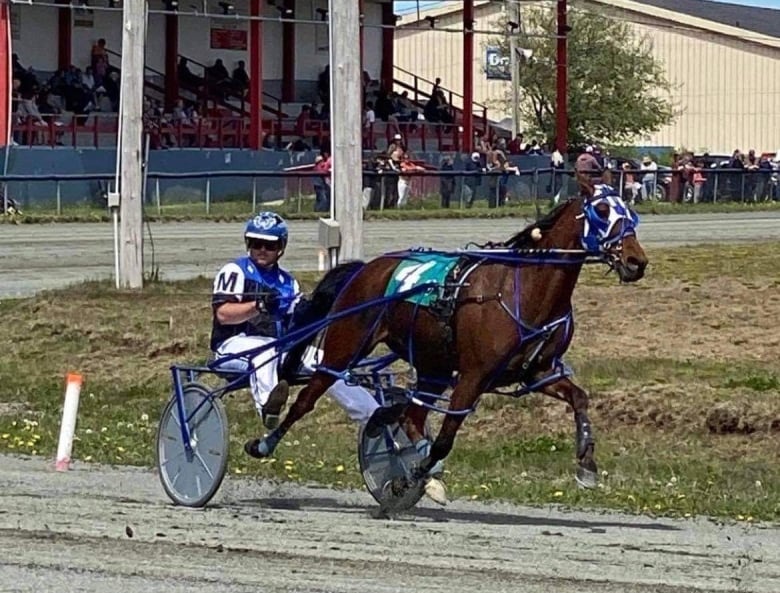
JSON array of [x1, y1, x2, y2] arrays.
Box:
[[118, 0, 146, 289], [329, 0, 363, 261], [508, 0, 521, 138]]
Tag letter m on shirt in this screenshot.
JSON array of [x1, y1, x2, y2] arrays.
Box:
[[216, 270, 238, 294]]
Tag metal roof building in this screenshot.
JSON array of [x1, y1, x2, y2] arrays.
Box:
[[394, 0, 780, 153]]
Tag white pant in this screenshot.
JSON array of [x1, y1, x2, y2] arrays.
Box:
[[397, 178, 410, 207], [215, 334, 379, 424]]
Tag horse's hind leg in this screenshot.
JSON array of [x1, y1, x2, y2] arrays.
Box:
[[246, 372, 336, 458], [416, 374, 482, 478], [540, 377, 598, 488]]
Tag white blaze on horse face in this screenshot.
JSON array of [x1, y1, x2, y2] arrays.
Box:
[[395, 260, 437, 292]]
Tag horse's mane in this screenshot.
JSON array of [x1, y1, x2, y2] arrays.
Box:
[[502, 197, 579, 249]]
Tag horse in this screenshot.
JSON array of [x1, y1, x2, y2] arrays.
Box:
[[250, 172, 648, 500]]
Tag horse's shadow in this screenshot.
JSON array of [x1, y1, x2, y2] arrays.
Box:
[[221, 495, 680, 532]]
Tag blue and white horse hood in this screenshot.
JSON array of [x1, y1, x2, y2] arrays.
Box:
[[580, 184, 640, 253]]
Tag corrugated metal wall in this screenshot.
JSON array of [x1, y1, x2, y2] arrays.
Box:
[[394, 2, 780, 153]]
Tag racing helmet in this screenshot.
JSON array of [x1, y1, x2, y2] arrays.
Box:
[[244, 211, 289, 249]]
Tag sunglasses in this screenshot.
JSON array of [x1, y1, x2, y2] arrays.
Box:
[[248, 239, 281, 251]]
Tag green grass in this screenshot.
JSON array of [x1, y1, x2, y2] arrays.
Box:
[[0, 243, 778, 522]]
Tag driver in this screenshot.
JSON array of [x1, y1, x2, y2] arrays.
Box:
[[211, 211, 381, 452]]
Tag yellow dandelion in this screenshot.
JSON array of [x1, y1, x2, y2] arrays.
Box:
[[1, 434, 9, 439], [335, 464, 345, 473], [234, 468, 243, 475], [553, 491, 564, 498]]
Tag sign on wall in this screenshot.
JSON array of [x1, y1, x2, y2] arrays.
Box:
[[73, 6, 95, 28], [485, 46, 510, 81], [210, 20, 247, 50]]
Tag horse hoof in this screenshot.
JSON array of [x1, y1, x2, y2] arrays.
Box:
[[575, 466, 598, 489], [424, 478, 448, 506], [244, 438, 274, 459]]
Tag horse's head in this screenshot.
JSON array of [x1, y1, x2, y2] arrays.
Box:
[[577, 172, 648, 282]]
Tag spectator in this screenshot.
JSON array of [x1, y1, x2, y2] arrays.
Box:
[[527, 139, 543, 155], [439, 156, 455, 208], [91, 38, 109, 70], [621, 162, 641, 204], [312, 151, 331, 213], [550, 145, 565, 200], [398, 152, 424, 208], [231, 60, 250, 97], [205, 58, 231, 99], [507, 133, 525, 155], [431, 76, 441, 97], [755, 153, 773, 202], [575, 145, 601, 182], [463, 151, 482, 208], [387, 133, 404, 156], [317, 65, 330, 104], [178, 57, 202, 93], [373, 87, 394, 122], [295, 104, 311, 137], [362, 101, 376, 149], [640, 155, 658, 202], [81, 66, 96, 91], [383, 149, 401, 208], [692, 159, 707, 204], [394, 91, 419, 124]]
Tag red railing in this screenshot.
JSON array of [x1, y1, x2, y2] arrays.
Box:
[[11, 115, 470, 152]]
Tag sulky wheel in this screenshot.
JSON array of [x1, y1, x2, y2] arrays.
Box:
[[156, 383, 230, 507], [357, 385, 433, 513]]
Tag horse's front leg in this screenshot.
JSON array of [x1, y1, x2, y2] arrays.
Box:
[[539, 377, 598, 489], [246, 371, 336, 458]]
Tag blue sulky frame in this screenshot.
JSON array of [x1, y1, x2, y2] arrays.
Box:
[[168, 283, 436, 457]]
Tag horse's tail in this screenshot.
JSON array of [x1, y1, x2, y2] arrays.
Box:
[[280, 259, 366, 381]]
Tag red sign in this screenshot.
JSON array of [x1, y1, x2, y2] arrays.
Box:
[[210, 28, 247, 50]]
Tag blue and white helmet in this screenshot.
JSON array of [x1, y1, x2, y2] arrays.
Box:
[[244, 211, 289, 246]]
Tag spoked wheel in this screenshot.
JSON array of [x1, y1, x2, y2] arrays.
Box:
[[359, 421, 427, 511], [156, 382, 230, 507]]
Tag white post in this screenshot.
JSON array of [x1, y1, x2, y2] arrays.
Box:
[[329, 0, 363, 260], [118, 0, 147, 289], [55, 373, 84, 472]]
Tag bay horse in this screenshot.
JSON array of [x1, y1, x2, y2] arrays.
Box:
[[249, 173, 648, 499]]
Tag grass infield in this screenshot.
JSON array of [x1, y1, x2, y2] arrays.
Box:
[[0, 241, 777, 522]]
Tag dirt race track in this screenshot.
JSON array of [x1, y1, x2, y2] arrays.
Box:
[[1, 455, 777, 593]]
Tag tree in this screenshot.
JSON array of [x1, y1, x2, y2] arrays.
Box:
[[488, 5, 677, 149]]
